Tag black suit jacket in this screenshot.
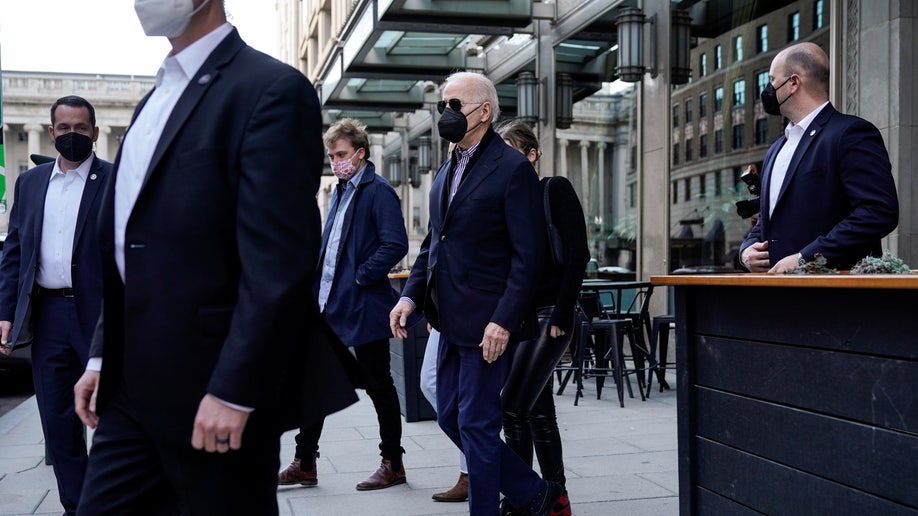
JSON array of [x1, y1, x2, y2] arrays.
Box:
[[402, 128, 543, 346], [741, 104, 899, 269], [0, 156, 109, 349], [91, 29, 355, 438]]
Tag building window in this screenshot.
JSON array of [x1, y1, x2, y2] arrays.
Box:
[[788, 12, 800, 42], [755, 118, 769, 145], [673, 142, 680, 165], [733, 79, 746, 107], [699, 173, 707, 198], [685, 138, 693, 162], [628, 183, 636, 208], [714, 44, 722, 70], [756, 70, 770, 97], [715, 129, 724, 154], [699, 134, 708, 158], [715, 86, 724, 113], [733, 167, 743, 190], [699, 53, 707, 77], [733, 123, 745, 150], [757, 24, 768, 53], [814, 0, 824, 30], [734, 35, 743, 62], [699, 92, 708, 117], [684, 178, 691, 201], [685, 99, 693, 123], [673, 105, 680, 127], [673, 181, 679, 204], [715, 171, 723, 197]]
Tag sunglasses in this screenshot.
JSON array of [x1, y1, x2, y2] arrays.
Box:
[[437, 98, 483, 114]]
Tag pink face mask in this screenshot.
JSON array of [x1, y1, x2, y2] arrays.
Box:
[[332, 150, 360, 180]]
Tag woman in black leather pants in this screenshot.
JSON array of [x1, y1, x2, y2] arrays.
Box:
[[497, 120, 590, 514]]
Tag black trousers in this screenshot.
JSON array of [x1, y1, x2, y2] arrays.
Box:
[[78, 388, 282, 516], [294, 338, 404, 466], [501, 306, 572, 486]]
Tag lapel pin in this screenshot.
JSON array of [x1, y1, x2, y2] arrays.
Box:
[[198, 74, 212, 85], [809, 129, 816, 136], [90, 174, 98, 180]]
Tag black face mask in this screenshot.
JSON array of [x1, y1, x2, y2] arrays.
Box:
[[437, 103, 484, 144], [54, 132, 94, 162], [760, 76, 793, 116]]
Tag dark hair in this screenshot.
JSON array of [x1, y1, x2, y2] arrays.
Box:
[[323, 118, 371, 159], [50, 95, 96, 127], [496, 119, 541, 162]]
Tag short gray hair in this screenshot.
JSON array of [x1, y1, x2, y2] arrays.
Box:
[[443, 71, 501, 123]]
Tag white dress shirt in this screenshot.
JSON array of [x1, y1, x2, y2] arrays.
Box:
[[768, 101, 829, 216], [114, 23, 234, 281], [36, 155, 92, 289]]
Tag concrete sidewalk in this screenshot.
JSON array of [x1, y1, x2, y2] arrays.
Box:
[[0, 372, 679, 515]]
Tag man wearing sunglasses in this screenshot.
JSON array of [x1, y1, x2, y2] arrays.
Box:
[[391, 72, 571, 516]]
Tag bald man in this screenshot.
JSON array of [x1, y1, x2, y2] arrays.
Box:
[[739, 42, 898, 273]]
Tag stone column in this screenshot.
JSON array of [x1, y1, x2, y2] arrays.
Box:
[[596, 142, 607, 241], [96, 126, 112, 161], [24, 124, 44, 159], [579, 140, 591, 220], [557, 137, 569, 184]]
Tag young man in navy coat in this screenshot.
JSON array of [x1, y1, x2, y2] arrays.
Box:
[[278, 118, 410, 491], [391, 72, 570, 516], [72, 2, 355, 514], [740, 42, 898, 272], [0, 95, 109, 516]]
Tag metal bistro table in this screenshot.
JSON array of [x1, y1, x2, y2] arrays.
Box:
[[557, 279, 656, 406]]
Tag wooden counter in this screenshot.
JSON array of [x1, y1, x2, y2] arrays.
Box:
[[651, 273, 918, 515]]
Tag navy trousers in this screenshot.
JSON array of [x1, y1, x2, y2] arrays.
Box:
[[436, 339, 543, 515], [32, 295, 89, 516]]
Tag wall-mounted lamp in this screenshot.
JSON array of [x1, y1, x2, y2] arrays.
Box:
[[387, 156, 402, 187], [516, 71, 539, 125], [670, 9, 692, 85], [556, 73, 573, 130], [615, 7, 656, 82], [417, 136, 431, 174], [409, 157, 421, 188]]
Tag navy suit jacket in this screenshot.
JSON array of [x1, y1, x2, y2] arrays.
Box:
[[741, 103, 899, 269], [91, 29, 356, 436], [0, 156, 109, 350], [402, 128, 543, 347], [318, 161, 408, 346]]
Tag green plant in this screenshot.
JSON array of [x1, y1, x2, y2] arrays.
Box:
[[786, 254, 838, 275], [850, 250, 914, 274]]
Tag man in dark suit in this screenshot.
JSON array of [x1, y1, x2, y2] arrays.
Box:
[[740, 42, 898, 272], [390, 72, 570, 516], [0, 95, 109, 516], [278, 118, 410, 491], [72, 2, 354, 514]]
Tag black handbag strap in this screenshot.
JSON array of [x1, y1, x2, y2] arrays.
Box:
[[543, 177, 554, 225]]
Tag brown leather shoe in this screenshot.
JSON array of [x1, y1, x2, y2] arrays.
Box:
[[432, 472, 468, 502], [278, 453, 318, 487], [355, 459, 406, 491]]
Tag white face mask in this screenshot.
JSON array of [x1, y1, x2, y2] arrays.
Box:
[[134, 0, 210, 38]]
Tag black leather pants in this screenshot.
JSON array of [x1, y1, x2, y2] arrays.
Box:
[[501, 306, 572, 486]]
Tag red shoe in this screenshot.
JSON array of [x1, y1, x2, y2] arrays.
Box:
[[551, 491, 571, 516]]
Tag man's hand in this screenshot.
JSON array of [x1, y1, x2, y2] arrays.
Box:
[[769, 253, 802, 274], [741, 241, 771, 272], [549, 325, 565, 339], [191, 394, 249, 453], [479, 322, 510, 363], [74, 370, 100, 428], [389, 299, 414, 339], [0, 320, 12, 355]]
